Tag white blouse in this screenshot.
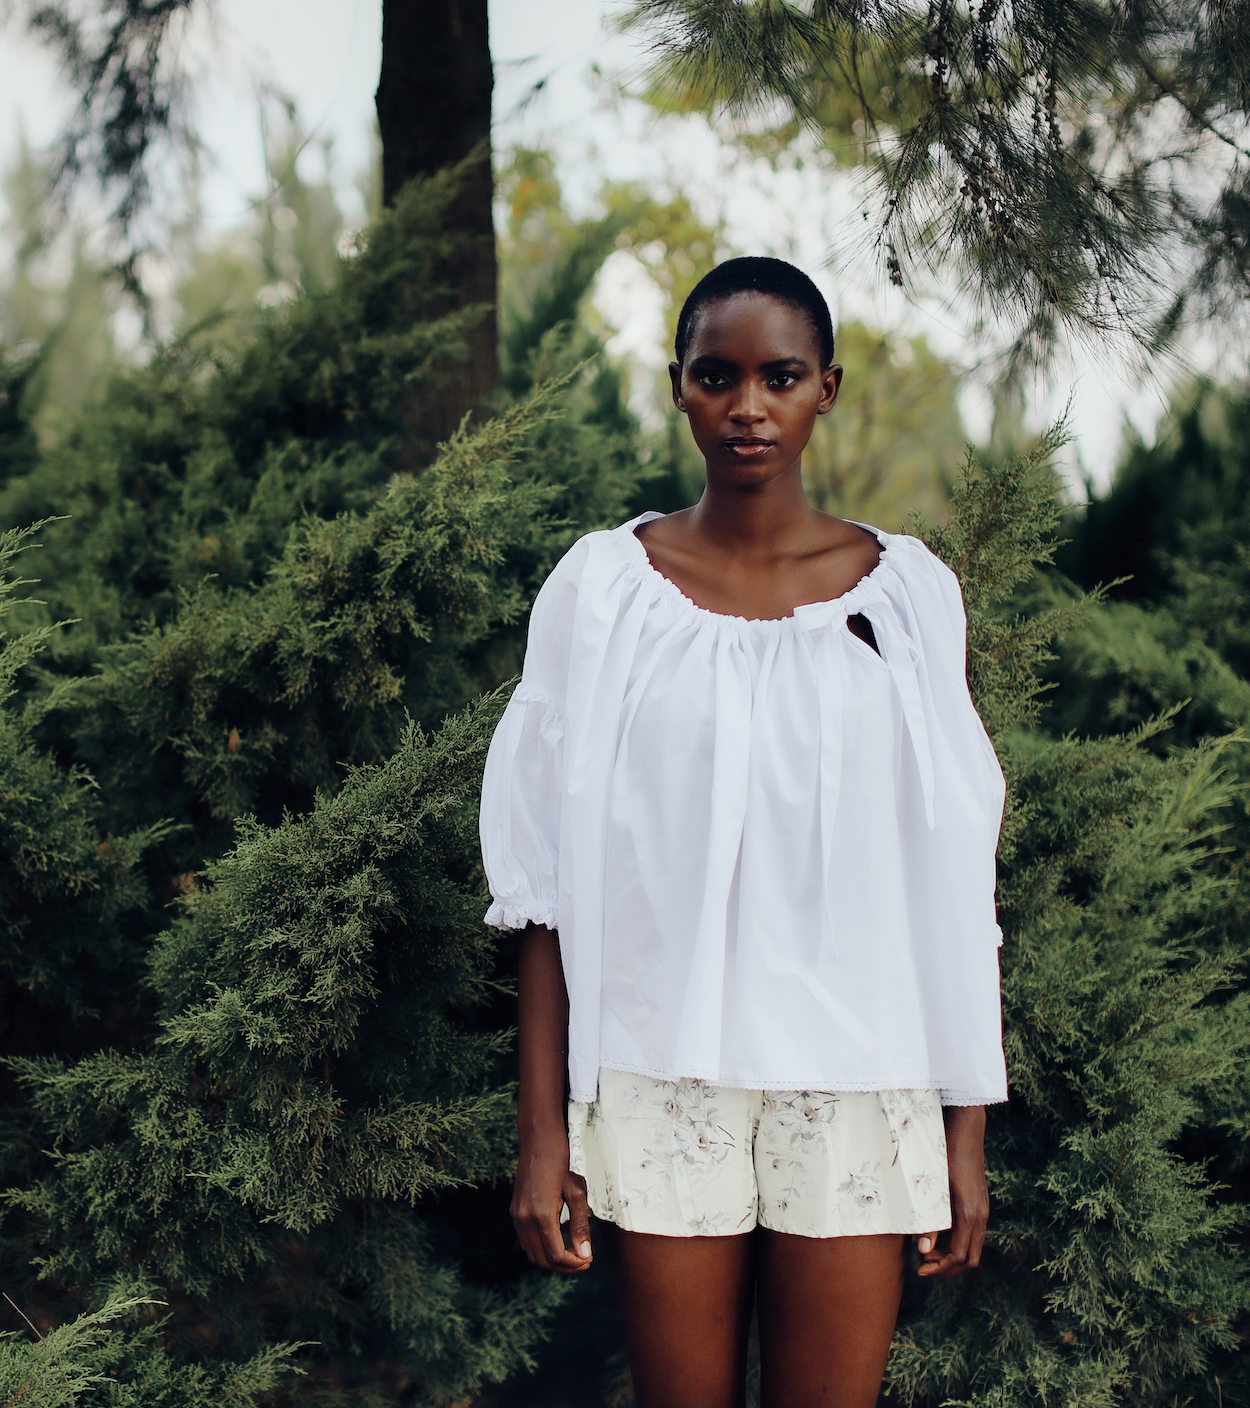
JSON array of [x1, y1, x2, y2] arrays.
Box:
[[480, 513, 1008, 1107]]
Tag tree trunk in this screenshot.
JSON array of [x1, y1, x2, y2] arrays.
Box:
[[375, 0, 497, 456]]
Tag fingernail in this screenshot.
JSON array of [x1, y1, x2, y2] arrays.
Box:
[[918, 1237, 932, 1253], [577, 1241, 591, 1258]]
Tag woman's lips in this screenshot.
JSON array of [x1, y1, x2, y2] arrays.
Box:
[[724, 438, 774, 458]]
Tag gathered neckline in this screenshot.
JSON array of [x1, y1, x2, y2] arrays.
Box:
[[625, 512, 894, 628]]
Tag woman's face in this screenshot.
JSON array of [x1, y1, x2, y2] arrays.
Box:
[[669, 292, 842, 486]]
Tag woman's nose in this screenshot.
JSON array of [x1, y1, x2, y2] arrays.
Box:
[[729, 384, 766, 423]]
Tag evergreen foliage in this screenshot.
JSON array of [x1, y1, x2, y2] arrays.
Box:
[[801, 320, 964, 528], [61, 385, 571, 849], [0, 354, 41, 487], [0, 135, 120, 436], [0, 1295, 300, 1407], [8, 701, 567, 1404], [0, 433, 580, 1402], [1058, 383, 1250, 625], [0, 154, 660, 1403], [1042, 380, 1250, 1118], [1045, 383, 1250, 873], [0, 522, 166, 1059], [0, 165, 493, 656], [625, 0, 1250, 367], [882, 440, 1250, 1407]]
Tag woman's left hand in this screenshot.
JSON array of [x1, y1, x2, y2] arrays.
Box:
[[916, 1104, 988, 1278]]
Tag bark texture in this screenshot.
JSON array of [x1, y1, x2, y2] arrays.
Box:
[[376, 0, 498, 457]]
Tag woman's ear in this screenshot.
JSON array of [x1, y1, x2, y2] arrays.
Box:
[[817, 364, 843, 415], [669, 361, 686, 413]]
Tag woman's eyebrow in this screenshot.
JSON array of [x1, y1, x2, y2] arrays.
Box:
[[688, 354, 811, 370]]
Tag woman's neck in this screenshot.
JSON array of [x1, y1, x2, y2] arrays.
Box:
[[689, 465, 819, 554]]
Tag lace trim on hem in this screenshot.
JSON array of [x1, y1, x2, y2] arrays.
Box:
[[483, 901, 557, 932], [566, 1059, 1004, 1106]]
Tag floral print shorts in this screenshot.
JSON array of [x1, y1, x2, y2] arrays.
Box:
[[566, 1068, 951, 1239]]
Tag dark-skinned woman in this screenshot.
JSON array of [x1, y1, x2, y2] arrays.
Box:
[[481, 257, 1006, 1408]]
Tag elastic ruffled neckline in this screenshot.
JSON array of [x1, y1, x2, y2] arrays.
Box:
[[621, 511, 898, 630]]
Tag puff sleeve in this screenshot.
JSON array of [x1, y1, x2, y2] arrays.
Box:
[[479, 539, 587, 931], [480, 690, 563, 930]]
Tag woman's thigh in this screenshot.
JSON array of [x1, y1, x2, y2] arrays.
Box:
[[756, 1229, 906, 1408], [600, 1222, 756, 1408]]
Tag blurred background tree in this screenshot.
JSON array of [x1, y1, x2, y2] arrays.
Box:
[[802, 320, 963, 527]]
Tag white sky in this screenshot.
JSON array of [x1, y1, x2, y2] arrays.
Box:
[[0, 0, 1213, 490]]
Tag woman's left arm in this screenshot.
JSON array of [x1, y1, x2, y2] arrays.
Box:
[[917, 1105, 988, 1278]]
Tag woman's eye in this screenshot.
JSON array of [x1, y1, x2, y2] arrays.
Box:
[[770, 372, 798, 388], [698, 372, 728, 388]]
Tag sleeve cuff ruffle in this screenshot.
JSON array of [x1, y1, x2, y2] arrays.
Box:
[[939, 1088, 1008, 1107], [484, 899, 558, 932]]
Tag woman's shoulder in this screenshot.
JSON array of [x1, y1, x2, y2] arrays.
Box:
[[846, 522, 963, 601], [525, 514, 658, 665], [519, 515, 666, 700], [535, 513, 658, 601]]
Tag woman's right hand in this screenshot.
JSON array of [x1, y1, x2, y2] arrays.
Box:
[[511, 1128, 593, 1272]]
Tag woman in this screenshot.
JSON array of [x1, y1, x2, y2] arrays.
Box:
[[480, 257, 1007, 1408]]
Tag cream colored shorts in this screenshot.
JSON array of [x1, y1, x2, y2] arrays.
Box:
[[567, 1068, 951, 1239]]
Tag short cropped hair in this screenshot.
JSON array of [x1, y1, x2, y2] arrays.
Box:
[[674, 257, 835, 368]]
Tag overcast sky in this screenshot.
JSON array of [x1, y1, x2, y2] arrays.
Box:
[[0, 0, 1208, 489]]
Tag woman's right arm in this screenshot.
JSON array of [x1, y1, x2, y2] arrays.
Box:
[[510, 923, 593, 1272]]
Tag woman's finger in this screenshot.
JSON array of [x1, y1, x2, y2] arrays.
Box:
[[533, 1201, 590, 1273], [564, 1173, 593, 1262], [915, 1230, 942, 1261], [516, 1207, 570, 1271], [513, 1212, 545, 1267], [919, 1204, 984, 1277], [966, 1210, 987, 1270], [912, 1227, 951, 1284]]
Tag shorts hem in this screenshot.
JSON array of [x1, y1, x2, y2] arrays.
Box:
[[588, 1208, 758, 1238], [585, 1208, 952, 1240], [755, 1211, 953, 1239]]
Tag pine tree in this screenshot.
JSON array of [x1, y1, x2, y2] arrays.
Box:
[[1044, 380, 1250, 907], [624, 0, 1250, 368], [883, 436, 1250, 1407], [0, 1295, 300, 1406], [0, 521, 168, 1060], [0, 155, 659, 1402], [0, 404, 591, 1406]]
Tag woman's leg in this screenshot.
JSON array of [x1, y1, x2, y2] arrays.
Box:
[[755, 1229, 906, 1408], [600, 1222, 757, 1408]]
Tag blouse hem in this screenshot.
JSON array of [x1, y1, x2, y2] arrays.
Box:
[[570, 1059, 1006, 1106]]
